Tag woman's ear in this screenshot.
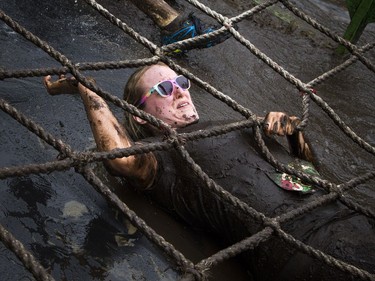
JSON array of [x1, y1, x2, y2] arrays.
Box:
[[133, 115, 147, 124]]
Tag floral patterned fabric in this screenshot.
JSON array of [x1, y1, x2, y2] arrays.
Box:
[[268, 160, 319, 194]]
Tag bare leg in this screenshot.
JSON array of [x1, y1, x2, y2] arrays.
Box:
[[129, 0, 180, 28], [129, 0, 234, 51]]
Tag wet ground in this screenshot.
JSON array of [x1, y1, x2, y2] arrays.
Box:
[[0, 0, 374, 280]]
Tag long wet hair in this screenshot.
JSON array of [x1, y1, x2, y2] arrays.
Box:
[[123, 62, 167, 141]]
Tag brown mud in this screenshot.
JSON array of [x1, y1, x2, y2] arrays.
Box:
[[0, 0, 374, 280]]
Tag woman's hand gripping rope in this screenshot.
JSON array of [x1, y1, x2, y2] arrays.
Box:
[[43, 75, 80, 95], [262, 112, 300, 136]]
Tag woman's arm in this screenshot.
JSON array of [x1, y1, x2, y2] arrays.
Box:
[[263, 112, 314, 162], [44, 75, 157, 189]]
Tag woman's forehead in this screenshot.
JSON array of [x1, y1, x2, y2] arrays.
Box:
[[141, 65, 177, 85]]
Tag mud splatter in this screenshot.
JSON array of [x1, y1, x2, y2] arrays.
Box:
[[62, 200, 88, 218], [89, 95, 105, 110]]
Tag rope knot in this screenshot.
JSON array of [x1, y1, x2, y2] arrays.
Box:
[[163, 132, 186, 146], [179, 265, 205, 281], [154, 48, 164, 58], [328, 183, 345, 197], [263, 218, 280, 230], [223, 19, 233, 30], [161, 126, 186, 146], [299, 87, 316, 97]]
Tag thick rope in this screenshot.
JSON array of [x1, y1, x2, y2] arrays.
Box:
[[0, 57, 160, 80], [280, 0, 375, 73], [0, 0, 374, 280], [0, 98, 74, 157], [0, 224, 55, 281], [77, 165, 200, 279]]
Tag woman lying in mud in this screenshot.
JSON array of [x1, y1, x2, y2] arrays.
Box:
[[44, 63, 374, 281]]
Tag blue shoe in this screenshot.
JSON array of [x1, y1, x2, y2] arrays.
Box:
[[161, 13, 233, 54]]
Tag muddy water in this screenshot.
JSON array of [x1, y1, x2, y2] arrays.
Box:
[[0, 0, 374, 280]]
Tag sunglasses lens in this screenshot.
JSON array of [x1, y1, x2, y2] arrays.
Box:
[[176, 76, 190, 90], [157, 81, 174, 96]]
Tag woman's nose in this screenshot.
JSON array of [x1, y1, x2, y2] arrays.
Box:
[[173, 84, 184, 98]]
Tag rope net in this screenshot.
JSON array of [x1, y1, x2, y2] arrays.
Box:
[[0, 0, 374, 280]]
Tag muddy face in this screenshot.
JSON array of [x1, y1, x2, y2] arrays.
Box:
[[137, 65, 199, 128]]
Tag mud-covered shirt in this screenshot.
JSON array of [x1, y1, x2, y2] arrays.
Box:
[[146, 122, 307, 241], [142, 121, 375, 281]]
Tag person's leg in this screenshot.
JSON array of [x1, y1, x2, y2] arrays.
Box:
[[129, 0, 179, 28], [128, 0, 234, 52]]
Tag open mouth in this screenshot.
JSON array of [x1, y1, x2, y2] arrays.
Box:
[[177, 102, 189, 109]]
